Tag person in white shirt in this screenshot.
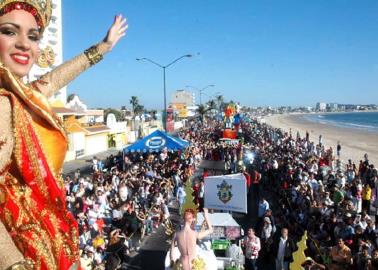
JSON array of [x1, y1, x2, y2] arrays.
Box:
[[177, 184, 186, 213], [80, 246, 95, 270], [92, 157, 99, 172], [198, 181, 205, 211], [243, 228, 261, 270], [226, 241, 244, 265], [261, 217, 273, 243], [323, 192, 334, 207], [336, 173, 346, 189], [119, 182, 129, 202]]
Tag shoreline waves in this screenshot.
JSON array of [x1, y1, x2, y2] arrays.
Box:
[[265, 113, 378, 166], [303, 111, 378, 133]]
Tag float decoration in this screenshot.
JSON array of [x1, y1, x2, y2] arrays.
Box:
[[223, 103, 238, 139], [37, 46, 55, 68], [181, 182, 198, 217], [290, 231, 308, 270]]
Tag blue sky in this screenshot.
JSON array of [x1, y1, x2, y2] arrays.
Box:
[[62, 0, 378, 109]]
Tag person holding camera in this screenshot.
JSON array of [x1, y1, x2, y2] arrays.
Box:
[[105, 229, 129, 270]]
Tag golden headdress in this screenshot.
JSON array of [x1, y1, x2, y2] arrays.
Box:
[[0, 0, 52, 31]]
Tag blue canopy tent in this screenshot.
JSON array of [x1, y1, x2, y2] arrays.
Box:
[[124, 130, 189, 153]]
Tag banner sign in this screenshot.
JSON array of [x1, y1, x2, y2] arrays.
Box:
[[204, 173, 247, 213]]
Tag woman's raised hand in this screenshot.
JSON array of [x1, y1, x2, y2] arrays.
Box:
[[103, 14, 128, 52]]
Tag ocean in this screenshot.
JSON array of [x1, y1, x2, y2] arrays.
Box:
[[303, 112, 378, 133]]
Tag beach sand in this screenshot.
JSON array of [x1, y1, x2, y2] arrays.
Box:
[[265, 114, 378, 166]]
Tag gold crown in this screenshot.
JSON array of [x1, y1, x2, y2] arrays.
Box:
[[0, 0, 52, 31]]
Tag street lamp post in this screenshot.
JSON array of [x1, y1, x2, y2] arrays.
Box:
[[186, 84, 215, 105], [136, 54, 192, 131]]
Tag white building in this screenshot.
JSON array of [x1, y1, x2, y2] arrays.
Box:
[[316, 102, 327, 111], [327, 103, 338, 111], [62, 95, 110, 160], [171, 90, 195, 106], [28, 0, 66, 105]]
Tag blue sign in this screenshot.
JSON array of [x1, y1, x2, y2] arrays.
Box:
[[145, 136, 166, 149], [124, 130, 189, 153]]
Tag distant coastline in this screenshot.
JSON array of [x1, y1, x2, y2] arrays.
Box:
[[264, 113, 378, 166], [301, 111, 378, 134]]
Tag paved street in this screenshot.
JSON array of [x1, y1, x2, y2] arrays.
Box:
[[62, 148, 123, 175], [125, 203, 181, 270]]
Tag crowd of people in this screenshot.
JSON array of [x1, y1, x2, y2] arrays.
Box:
[[63, 121, 221, 269], [63, 115, 378, 270], [241, 117, 378, 270]]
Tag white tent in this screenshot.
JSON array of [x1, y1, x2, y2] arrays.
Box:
[[196, 213, 239, 227]]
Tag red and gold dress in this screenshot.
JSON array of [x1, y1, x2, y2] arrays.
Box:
[[0, 1, 113, 267], [0, 65, 80, 270], [0, 36, 110, 269]]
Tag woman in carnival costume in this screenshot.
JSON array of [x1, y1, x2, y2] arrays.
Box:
[[170, 208, 214, 270], [0, 0, 127, 269]]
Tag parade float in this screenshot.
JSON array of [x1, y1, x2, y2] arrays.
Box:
[[165, 180, 243, 270], [222, 103, 242, 140]]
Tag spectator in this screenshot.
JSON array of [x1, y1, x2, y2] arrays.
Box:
[[362, 183, 372, 214], [273, 228, 296, 270], [258, 197, 270, 218], [243, 228, 261, 270], [329, 238, 352, 270]]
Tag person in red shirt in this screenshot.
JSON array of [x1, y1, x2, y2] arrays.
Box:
[[251, 169, 261, 200], [203, 169, 209, 179], [243, 170, 252, 189]]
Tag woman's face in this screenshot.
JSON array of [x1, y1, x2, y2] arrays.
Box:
[[0, 9, 40, 77]]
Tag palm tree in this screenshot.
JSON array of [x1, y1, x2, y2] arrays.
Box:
[[130, 96, 142, 131], [129, 96, 139, 116], [196, 104, 207, 123], [135, 104, 145, 117], [207, 99, 217, 117], [215, 94, 225, 116]]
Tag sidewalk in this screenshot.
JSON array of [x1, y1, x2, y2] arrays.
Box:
[[62, 147, 123, 175]]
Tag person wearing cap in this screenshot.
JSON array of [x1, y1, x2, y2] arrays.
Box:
[[261, 216, 273, 244]]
